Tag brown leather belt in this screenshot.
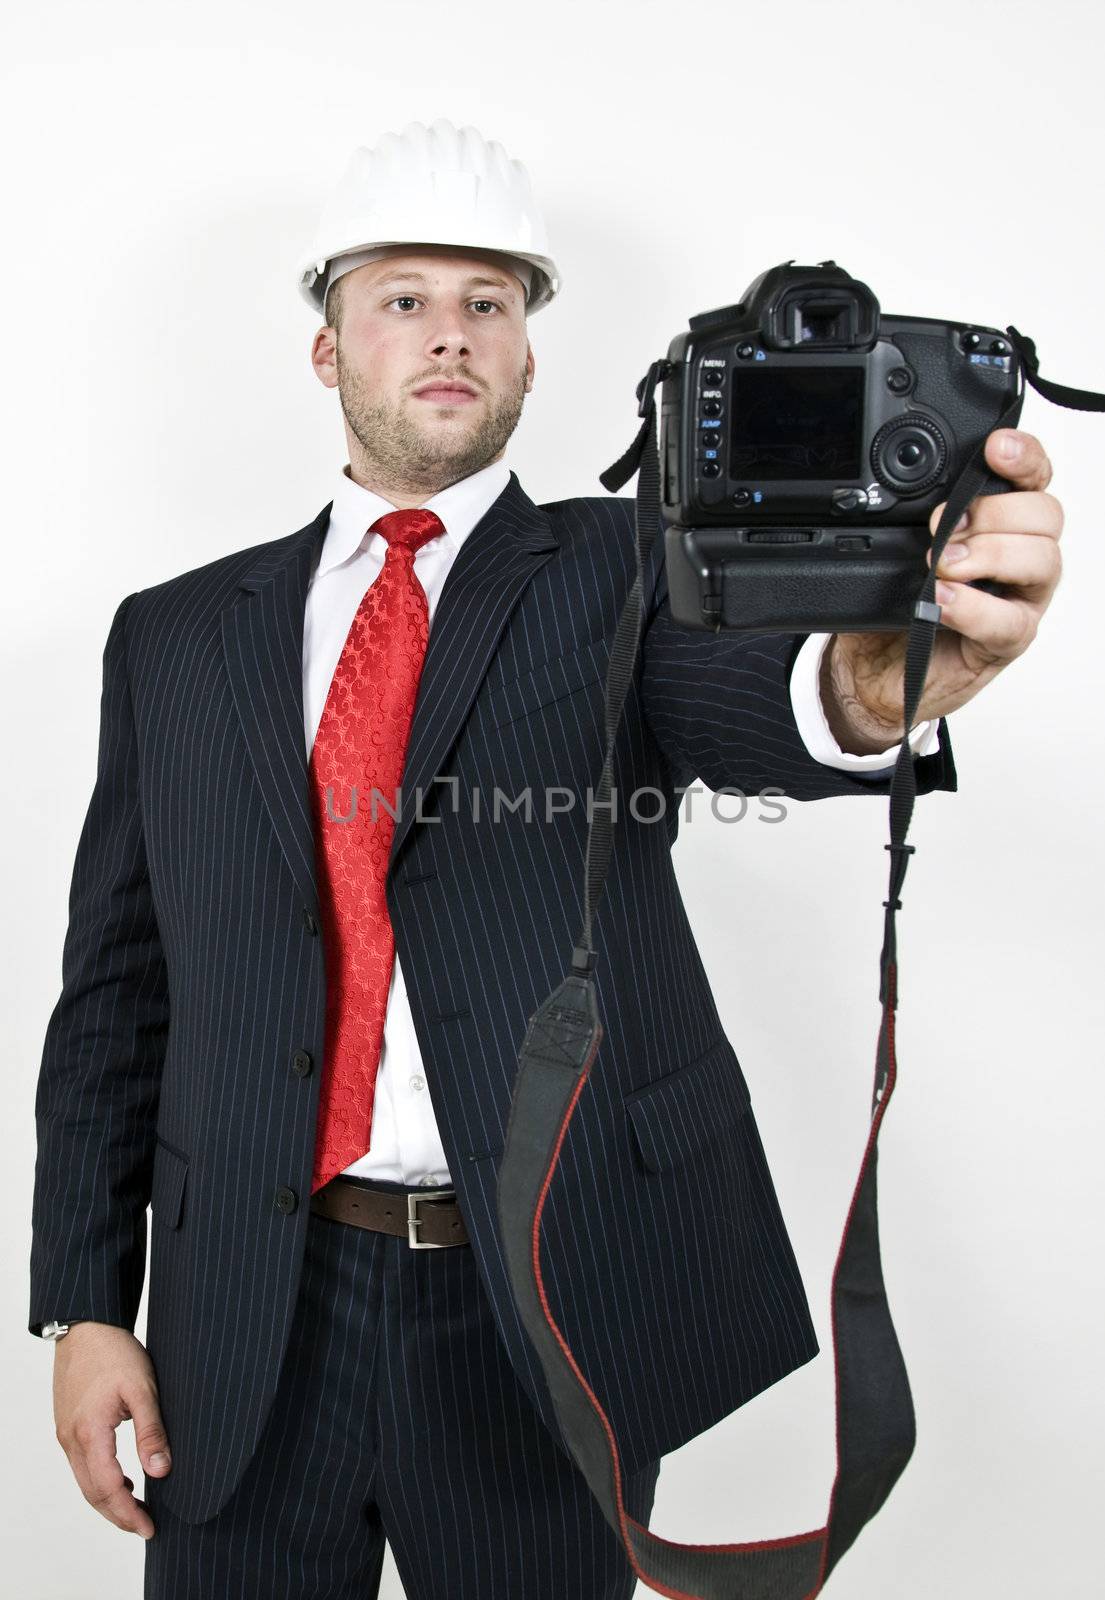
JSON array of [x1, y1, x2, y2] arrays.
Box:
[[309, 1176, 470, 1248]]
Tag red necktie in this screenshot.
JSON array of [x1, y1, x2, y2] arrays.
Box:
[[308, 507, 445, 1194]]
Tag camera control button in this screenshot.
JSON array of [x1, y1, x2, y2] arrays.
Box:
[[736, 342, 755, 359], [731, 488, 753, 507], [886, 367, 913, 395], [701, 400, 722, 417], [832, 488, 869, 512], [700, 462, 721, 479]]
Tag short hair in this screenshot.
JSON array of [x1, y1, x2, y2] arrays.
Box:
[[325, 274, 346, 333]]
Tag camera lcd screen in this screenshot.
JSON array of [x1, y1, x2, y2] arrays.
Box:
[[728, 366, 865, 480]]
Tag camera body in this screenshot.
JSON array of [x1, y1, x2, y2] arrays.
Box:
[[659, 261, 1024, 632]]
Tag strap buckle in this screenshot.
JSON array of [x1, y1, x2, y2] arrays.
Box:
[[407, 1189, 457, 1249], [635, 358, 671, 419]]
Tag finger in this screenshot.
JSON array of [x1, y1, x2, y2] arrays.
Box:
[[984, 428, 1053, 491], [79, 1427, 156, 1538], [929, 490, 1064, 543], [925, 529, 1062, 599], [128, 1386, 172, 1479], [930, 578, 1039, 657], [68, 1446, 152, 1538]]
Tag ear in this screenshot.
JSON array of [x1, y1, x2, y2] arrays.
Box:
[[311, 325, 339, 390]]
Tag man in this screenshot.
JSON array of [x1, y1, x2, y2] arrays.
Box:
[[31, 120, 1062, 1598]]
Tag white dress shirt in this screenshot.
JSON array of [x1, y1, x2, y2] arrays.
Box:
[[302, 460, 940, 1186]]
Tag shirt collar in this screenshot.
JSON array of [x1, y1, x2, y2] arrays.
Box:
[[315, 457, 513, 580]]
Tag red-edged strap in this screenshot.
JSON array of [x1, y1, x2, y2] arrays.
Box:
[[496, 965, 909, 1598]]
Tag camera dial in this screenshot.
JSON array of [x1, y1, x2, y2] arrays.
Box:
[[870, 414, 948, 497]]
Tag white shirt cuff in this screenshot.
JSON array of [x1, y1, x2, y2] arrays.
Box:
[[789, 633, 941, 772]]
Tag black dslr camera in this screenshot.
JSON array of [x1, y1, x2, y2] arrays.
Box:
[[659, 260, 1024, 632]]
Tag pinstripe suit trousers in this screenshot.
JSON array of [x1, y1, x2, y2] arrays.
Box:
[[143, 1176, 661, 1599]]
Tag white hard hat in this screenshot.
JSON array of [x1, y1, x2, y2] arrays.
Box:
[[297, 118, 561, 321]]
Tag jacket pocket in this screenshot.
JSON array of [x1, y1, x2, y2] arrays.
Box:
[[150, 1136, 188, 1230], [485, 634, 609, 730], [623, 1036, 752, 1175]]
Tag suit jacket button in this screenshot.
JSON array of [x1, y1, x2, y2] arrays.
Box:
[[275, 1186, 298, 1214], [291, 1049, 313, 1077], [302, 909, 318, 935]]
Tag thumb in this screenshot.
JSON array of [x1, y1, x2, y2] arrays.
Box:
[[128, 1386, 172, 1475]]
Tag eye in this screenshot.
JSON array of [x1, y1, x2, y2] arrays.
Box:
[[385, 296, 502, 314]]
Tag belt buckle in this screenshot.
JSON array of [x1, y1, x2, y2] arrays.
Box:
[[407, 1188, 456, 1249]]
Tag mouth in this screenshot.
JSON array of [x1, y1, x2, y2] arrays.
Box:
[[412, 381, 479, 405]]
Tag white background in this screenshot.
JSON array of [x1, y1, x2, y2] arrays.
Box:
[[4, 1, 1103, 1594]]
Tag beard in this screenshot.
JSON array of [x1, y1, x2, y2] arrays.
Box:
[[335, 346, 528, 494]]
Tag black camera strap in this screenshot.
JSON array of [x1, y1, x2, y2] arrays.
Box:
[[495, 329, 1104, 1598]]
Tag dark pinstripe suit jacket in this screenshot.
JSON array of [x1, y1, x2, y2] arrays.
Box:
[[30, 469, 956, 1523]]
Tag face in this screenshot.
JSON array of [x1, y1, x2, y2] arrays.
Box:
[[310, 245, 535, 504]]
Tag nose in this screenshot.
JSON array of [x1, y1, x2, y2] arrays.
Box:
[[423, 309, 473, 360], [428, 334, 472, 359]]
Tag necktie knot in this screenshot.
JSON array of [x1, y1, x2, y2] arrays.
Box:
[[370, 508, 445, 557]]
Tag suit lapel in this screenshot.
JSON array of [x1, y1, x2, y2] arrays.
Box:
[[386, 473, 560, 871], [221, 472, 561, 922], [221, 505, 329, 922]]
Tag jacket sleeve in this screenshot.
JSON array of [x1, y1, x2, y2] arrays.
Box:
[[29, 593, 169, 1338], [638, 525, 958, 801]]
